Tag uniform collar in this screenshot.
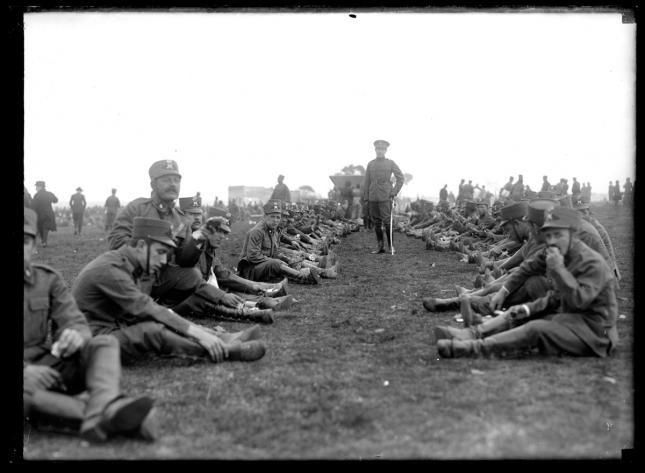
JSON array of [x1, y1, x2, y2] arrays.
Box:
[[151, 193, 176, 215], [118, 246, 144, 278]]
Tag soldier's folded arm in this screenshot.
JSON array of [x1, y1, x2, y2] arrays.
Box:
[[525, 290, 559, 319], [503, 252, 547, 295]]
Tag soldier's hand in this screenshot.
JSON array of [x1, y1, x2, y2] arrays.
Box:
[[490, 287, 508, 311], [195, 331, 228, 363], [250, 283, 265, 295], [23, 365, 64, 393], [191, 227, 209, 242], [53, 328, 85, 358], [221, 293, 246, 308], [545, 246, 564, 270]]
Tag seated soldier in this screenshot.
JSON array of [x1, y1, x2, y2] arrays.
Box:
[[24, 208, 156, 443], [434, 207, 619, 359], [72, 217, 266, 365], [238, 199, 323, 285]]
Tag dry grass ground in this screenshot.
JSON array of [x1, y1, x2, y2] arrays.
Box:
[[21, 203, 634, 460]]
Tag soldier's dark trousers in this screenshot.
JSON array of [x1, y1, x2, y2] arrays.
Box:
[[24, 335, 123, 428], [108, 321, 209, 364], [73, 212, 84, 234], [148, 264, 203, 306], [369, 200, 392, 250], [237, 259, 285, 283], [105, 212, 117, 231]]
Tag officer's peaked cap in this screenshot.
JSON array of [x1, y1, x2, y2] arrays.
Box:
[[149, 160, 182, 180]]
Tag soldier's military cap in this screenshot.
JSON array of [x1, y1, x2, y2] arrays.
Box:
[[35, 181, 45, 187], [526, 199, 557, 226], [499, 201, 528, 226], [24, 207, 38, 237], [178, 196, 202, 214], [540, 207, 581, 231], [132, 217, 177, 248], [263, 199, 283, 215], [206, 216, 231, 234], [538, 190, 557, 200], [149, 160, 182, 180], [373, 139, 390, 148], [76, 187, 83, 192]]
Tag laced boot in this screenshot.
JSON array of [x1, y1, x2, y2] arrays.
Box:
[[422, 296, 460, 312], [215, 324, 262, 343], [226, 340, 266, 361], [208, 305, 275, 324]]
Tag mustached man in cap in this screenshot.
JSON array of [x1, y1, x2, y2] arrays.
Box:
[[69, 187, 87, 236], [270, 174, 291, 203], [72, 216, 266, 366], [24, 208, 157, 442], [31, 181, 58, 247], [362, 139, 404, 254], [177, 197, 293, 319], [238, 199, 324, 284], [104, 188, 121, 232], [435, 206, 619, 359], [107, 160, 247, 316]]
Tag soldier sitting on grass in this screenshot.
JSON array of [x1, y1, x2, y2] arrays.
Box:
[[72, 217, 266, 366], [434, 207, 619, 359], [24, 208, 157, 443]]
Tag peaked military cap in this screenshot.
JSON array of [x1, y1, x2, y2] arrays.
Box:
[[76, 187, 83, 192], [35, 181, 45, 187], [178, 196, 202, 214], [206, 216, 231, 234], [149, 160, 182, 180], [132, 217, 177, 248], [24, 207, 38, 237], [541, 207, 581, 231], [499, 201, 528, 226], [263, 199, 283, 215], [373, 139, 390, 148], [526, 199, 557, 226]]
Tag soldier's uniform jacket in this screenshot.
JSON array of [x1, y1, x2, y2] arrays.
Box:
[[105, 195, 121, 214], [108, 194, 201, 267], [362, 157, 404, 202], [583, 214, 620, 280], [72, 246, 192, 337], [69, 192, 86, 213], [24, 263, 92, 363], [270, 183, 291, 203], [500, 235, 545, 271], [504, 238, 618, 357], [577, 219, 612, 271], [239, 220, 280, 264]]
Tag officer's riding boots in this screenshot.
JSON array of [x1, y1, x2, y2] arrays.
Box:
[[384, 224, 392, 252], [80, 335, 155, 442], [371, 225, 385, 254]]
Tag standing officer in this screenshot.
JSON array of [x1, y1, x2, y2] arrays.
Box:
[[24, 208, 156, 442], [270, 175, 291, 203], [31, 181, 58, 247], [70, 187, 87, 236], [362, 139, 404, 254], [104, 188, 121, 231]]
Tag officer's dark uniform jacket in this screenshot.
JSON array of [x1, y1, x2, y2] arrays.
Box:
[[24, 263, 92, 363], [71, 246, 193, 337], [503, 238, 618, 357], [108, 194, 201, 268], [362, 157, 404, 202]]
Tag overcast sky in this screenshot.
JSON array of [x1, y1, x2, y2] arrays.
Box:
[[23, 9, 635, 206]]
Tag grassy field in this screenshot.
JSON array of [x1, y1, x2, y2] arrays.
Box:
[[22, 203, 634, 460]]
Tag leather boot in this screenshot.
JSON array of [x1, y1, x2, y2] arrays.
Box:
[[438, 323, 531, 358], [422, 296, 460, 312], [294, 267, 321, 285], [371, 226, 385, 254], [25, 390, 86, 433], [207, 305, 275, 324], [384, 224, 392, 252], [214, 324, 262, 343], [227, 340, 266, 362], [257, 295, 297, 311], [80, 335, 155, 442], [433, 325, 477, 342]]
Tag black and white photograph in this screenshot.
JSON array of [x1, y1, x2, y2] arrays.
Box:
[[17, 5, 635, 461]]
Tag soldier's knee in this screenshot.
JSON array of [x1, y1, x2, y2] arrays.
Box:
[[87, 334, 119, 350], [525, 276, 549, 299]]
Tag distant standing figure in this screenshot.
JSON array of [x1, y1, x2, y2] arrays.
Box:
[[622, 178, 633, 208], [70, 187, 87, 236], [612, 180, 622, 207], [270, 175, 291, 203], [31, 181, 58, 247], [362, 139, 404, 254], [104, 188, 121, 231]]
